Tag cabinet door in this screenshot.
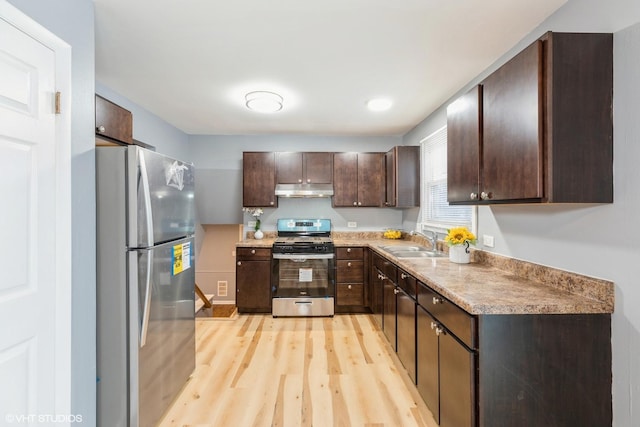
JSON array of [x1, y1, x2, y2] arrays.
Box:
[[384, 149, 396, 206], [447, 86, 481, 203], [482, 40, 544, 202], [382, 279, 397, 350], [333, 152, 358, 207], [304, 152, 333, 184], [396, 288, 416, 383], [439, 329, 476, 427], [417, 307, 440, 423], [236, 259, 271, 311], [357, 152, 383, 207], [243, 152, 277, 207], [276, 152, 303, 184], [95, 94, 133, 144]]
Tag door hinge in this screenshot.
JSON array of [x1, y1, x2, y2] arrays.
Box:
[[55, 91, 61, 114]]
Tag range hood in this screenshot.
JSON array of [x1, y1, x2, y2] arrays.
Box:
[[274, 183, 334, 198]]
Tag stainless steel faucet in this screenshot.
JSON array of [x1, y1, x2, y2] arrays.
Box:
[[410, 230, 438, 251]]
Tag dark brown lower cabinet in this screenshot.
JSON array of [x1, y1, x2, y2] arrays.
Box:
[[417, 306, 440, 424], [439, 329, 476, 427], [382, 277, 397, 350], [396, 285, 416, 383], [236, 247, 272, 313]]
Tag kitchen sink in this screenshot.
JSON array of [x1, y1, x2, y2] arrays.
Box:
[[390, 250, 447, 258], [379, 245, 447, 258]]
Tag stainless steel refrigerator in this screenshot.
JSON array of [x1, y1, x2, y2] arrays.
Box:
[[96, 146, 196, 427]]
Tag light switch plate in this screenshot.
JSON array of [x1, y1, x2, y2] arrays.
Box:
[[483, 235, 495, 248], [347, 221, 357, 228]]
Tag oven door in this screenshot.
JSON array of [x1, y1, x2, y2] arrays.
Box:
[[272, 253, 335, 299]]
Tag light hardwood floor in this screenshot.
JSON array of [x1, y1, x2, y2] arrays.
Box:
[[159, 314, 438, 427]]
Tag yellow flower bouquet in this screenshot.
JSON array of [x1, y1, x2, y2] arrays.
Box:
[[444, 227, 477, 247]]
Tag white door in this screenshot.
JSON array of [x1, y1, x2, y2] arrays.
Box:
[[0, 2, 72, 424]]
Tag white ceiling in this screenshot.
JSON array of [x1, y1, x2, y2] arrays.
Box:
[[94, 0, 567, 136]]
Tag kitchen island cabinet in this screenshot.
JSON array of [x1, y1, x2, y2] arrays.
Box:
[[235, 247, 272, 313], [448, 31, 613, 204], [243, 152, 277, 208], [333, 152, 384, 207]]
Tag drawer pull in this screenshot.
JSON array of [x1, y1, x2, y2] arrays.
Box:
[[435, 326, 444, 336], [393, 288, 400, 295], [432, 296, 443, 305], [251, 249, 256, 254], [430, 321, 437, 330], [348, 285, 352, 290], [400, 273, 407, 279], [347, 248, 352, 253], [347, 262, 352, 267]]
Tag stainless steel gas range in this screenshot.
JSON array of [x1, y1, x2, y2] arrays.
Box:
[[271, 218, 335, 317]]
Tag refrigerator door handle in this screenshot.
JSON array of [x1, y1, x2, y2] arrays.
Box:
[[139, 151, 155, 247], [140, 248, 153, 347]]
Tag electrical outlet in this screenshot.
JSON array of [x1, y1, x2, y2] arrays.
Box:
[[347, 221, 357, 228], [248, 220, 256, 228], [483, 235, 495, 248]]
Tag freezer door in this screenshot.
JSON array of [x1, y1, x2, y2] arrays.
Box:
[[128, 146, 195, 247], [130, 237, 196, 427]]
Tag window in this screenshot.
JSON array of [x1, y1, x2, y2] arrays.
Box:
[[419, 125, 475, 233]]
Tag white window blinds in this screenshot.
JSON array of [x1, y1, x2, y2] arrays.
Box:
[[420, 126, 473, 230]]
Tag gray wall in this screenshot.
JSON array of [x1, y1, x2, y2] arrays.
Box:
[[190, 134, 406, 233], [6, 0, 96, 423], [403, 1, 640, 424]]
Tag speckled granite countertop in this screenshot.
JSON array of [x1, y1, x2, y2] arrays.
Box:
[[237, 231, 614, 315]]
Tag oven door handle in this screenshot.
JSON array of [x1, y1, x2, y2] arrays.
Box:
[[272, 253, 334, 260]]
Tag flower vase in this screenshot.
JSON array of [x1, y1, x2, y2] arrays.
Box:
[[254, 229, 264, 240], [449, 243, 470, 264]]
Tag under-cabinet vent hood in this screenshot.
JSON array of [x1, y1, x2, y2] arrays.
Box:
[[275, 183, 334, 198]]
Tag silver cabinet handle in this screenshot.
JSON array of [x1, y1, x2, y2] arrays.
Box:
[[432, 296, 443, 305], [353, 201, 357, 206], [347, 248, 352, 253], [251, 249, 256, 254], [358, 202, 362, 206], [430, 321, 437, 330], [306, 178, 311, 183], [393, 288, 400, 295], [347, 262, 352, 267], [237, 261, 242, 266], [481, 191, 493, 200], [97, 125, 106, 133], [470, 192, 478, 200], [435, 326, 444, 336], [400, 273, 407, 279], [348, 285, 352, 290], [298, 179, 303, 183], [270, 201, 275, 205]]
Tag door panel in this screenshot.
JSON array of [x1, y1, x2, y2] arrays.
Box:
[[0, 13, 62, 419]]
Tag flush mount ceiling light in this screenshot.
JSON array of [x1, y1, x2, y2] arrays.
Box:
[[367, 98, 392, 112], [245, 91, 283, 113]]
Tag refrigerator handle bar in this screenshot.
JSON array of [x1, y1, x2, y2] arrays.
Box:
[[139, 151, 155, 246], [140, 248, 153, 347]]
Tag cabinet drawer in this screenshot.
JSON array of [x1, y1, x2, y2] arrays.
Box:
[[397, 269, 417, 299], [237, 247, 272, 260], [373, 254, 397, 282], [418, 282, 477, 349], [336, 260, 364, 282], [337, 283, 364, 306], [336, 247, 364, 260]]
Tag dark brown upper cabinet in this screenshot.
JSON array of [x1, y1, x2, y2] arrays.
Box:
[[243, 152, 277, 208], [384, 146, 420, 208], [276, 152, 333, 184], [447, 32, 613, 204], [333, 152, 384, 207], [95, 94, 133, 145]]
